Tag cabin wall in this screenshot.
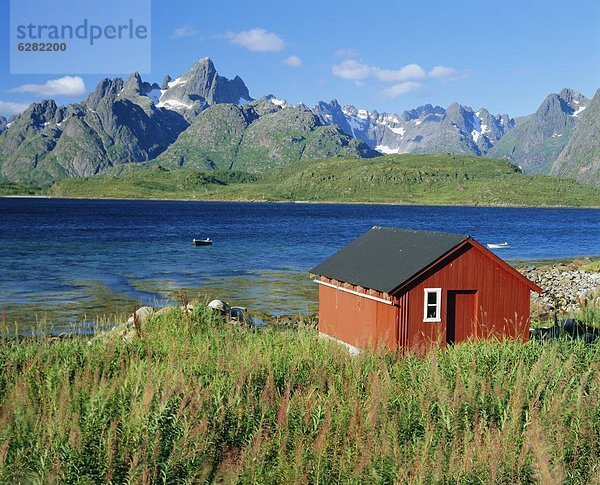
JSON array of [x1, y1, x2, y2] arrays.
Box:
[[317, 278, 397, 350], [397, 244, 531, 349]]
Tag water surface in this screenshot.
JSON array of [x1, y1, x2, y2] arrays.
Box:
[[1, 198, 599, 331]]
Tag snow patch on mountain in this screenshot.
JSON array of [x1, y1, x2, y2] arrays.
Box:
[[156, 99, 193, 110], [357, 109, 369, 120], [375, 145, 400, 154], [167, 77, 187, 89], [388, 126, 405, 136], [268, 96, 287, 107]]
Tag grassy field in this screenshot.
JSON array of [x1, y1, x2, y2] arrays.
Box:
[[48, 154, 600, 207], [0, 306, 598, 483]]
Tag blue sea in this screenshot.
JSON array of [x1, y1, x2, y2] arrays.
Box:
[[1, 198, 600, 331]]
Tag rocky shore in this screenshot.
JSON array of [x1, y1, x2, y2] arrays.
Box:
[[519, 260, 600, 317]]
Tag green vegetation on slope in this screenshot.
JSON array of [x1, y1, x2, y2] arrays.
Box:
[[50, 154, 600, 207], [0, 180, 45, 196], [488, 116, 575, 174], [551, 89, 600, 186], [0, 307, 598, 482], [51, 165, 257, 200], [154, 101, 376, 172]]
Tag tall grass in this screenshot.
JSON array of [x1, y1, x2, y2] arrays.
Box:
[[0, 307, 598, 483]]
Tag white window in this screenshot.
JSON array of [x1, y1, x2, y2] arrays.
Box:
[[423, 288, 442, 322]]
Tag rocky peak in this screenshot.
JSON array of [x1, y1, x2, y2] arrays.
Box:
[[120, 72, 160, 100], [313, 100, 353, 134], [473, 107, 513, 144], [402, 104, 444, 121], [551, 87, 600, 184], [536, 93, 572, 119], [476, 108, 501, 128], [499, 114, 513, 127], [121, 72, 144, 98], [251, 98, 282, 117], [443, 102, 471, 131], [323, 99, 342, 111], [86, 78, 125, 110], [558, 88, 588, 111], [476, 107, 492, 119], [19, 99, 66, 127], [156, 57, 252, 118], [342, 105, 358, 116], [296, 103, 311, 112], [188, 57, 217, 86], [488, 88, 588, 173], [161, 75, 171, 90]]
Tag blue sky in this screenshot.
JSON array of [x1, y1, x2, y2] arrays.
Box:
[[1, 0, 599, 118]]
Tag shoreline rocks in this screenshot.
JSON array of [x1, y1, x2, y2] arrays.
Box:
[[519, 264, 600, 317]]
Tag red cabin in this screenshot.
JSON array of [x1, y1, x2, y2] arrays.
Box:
[[310, 226, 541, 352]]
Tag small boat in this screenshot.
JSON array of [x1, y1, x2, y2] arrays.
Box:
[[486, 241, 509, 249], [193, 238, 213, 246]]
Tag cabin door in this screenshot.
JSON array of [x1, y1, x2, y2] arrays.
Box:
[[446, 290, 477, 344]]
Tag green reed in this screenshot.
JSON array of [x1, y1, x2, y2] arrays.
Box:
[[0, 306, 598, 483]]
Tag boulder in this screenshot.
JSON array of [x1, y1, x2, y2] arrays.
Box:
[[126, 306, 154, 325], [155, 306, 176, 316]]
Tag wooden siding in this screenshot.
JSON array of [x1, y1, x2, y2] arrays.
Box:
[[317, 278, 397, 349], [396, 243, 531, 349]]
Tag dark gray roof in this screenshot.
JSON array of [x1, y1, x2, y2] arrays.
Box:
[[310, 226, 469, 293]]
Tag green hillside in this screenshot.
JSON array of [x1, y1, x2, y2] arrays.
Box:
[[49, 154, 600, 207], [488, 116, 575, 174], [0, 180, 44, 196], [154, 101, 376, 172]]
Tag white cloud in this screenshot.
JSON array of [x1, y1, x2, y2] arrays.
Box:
[[283, 55, 302, 67], [428, 65, 466, 81], [10, 76, 86, 97], [332, 60, 428, 83], [332, 58, 466, 95], [225, 28, 285, 52], [380, 82, 421, 99], [0, 100, 31, 116], [331, 59, 372, 81], [373, 63, 427, 82], [334, 48, 358, 58], [172, 26, 200, 38]]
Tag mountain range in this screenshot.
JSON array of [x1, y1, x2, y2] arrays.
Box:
[[313, 100, 514, 157], [0, 57, 598, 186]]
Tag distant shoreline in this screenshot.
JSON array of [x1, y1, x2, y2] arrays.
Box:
[[2, 195, 52, 199], [3, 194, 600, 210]]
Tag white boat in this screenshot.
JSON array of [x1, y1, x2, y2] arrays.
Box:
[[486, 241, 509, 249], [193, 238, 213, 246]]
